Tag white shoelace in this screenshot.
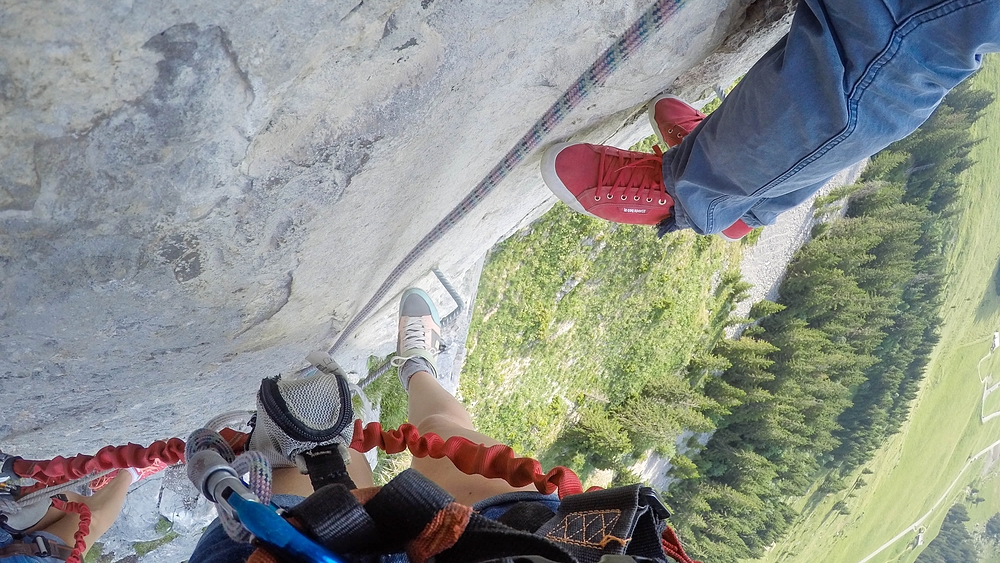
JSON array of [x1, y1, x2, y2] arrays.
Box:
[[390, 317, 437, 366]]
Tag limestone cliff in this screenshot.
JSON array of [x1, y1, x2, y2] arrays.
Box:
[[0, 0, 794, 458]]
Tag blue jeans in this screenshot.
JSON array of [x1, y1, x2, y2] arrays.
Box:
[[662, 0, 1000, 234]]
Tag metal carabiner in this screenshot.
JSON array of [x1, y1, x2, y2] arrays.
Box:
[[0, 452, 22, 499]]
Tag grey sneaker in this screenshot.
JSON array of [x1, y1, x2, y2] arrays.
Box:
[[390, 288, 441, 391]]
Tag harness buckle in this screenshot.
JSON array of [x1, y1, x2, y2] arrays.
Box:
[[34, 535, 51, 557], [639, 486, 670, 519], [0, 480, 19, 498], [0, 452, 23, 525]]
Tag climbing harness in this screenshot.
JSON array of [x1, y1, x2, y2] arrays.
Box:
[[326, 0, 683, 357], [179, 369, 701, 563], [1, 358, 701, 563]]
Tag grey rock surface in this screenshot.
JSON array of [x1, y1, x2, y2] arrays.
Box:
[[0, 2, 805, 560], [86, 466, 217, 563], [105, 475, 169, 547], [0, 0, 795, 463], [157, 465, 216, 536]]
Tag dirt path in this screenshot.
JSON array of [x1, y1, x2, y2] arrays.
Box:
[[856, 438, 1000, 563], [978, 338, 1000, 423], [851, 339, 998, 563]]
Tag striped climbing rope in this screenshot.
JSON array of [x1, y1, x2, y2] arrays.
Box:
[[328, 0, 683, 355]]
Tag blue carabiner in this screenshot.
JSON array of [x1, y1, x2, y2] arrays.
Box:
[[227, 494, 343, 563]]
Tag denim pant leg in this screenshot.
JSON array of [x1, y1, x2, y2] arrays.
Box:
[[661, 0, 1000, 235]]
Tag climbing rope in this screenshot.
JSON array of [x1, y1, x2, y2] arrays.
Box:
[[5, 419, 698, 562], [6, 423, 582, 499], [327, 0, 683, 356], [14, 469, 114, 506], [186, 429, 276, 543]]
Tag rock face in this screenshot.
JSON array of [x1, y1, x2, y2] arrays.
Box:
[[96, 466, 218, 563], [0, 0, 795, 459]]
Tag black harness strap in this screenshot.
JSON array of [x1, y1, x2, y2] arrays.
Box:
[[287, 470, 671, 563], [535, 486, 669, 563], [288, 483, 379, 553], [438, 513, 576, 563], [362, 469, 455, 552], [289, 470, 576, 563], [494, 501, 558, 532], [299, 444, 356, 492]]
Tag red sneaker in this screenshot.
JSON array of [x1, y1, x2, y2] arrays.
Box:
[[648, 94, 705, 148], [720, 219, 754, 241], [540, 143, 673, 225]]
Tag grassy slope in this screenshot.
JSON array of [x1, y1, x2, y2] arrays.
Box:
[[758, 56, 1000, 563], [459, 203, 741, 462], [965, 460, 1000, 562]]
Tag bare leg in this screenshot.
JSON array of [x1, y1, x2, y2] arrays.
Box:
[[270, 467, 315, 497], [27, 471, 132, 554], [407, 370, 535, 505], [347, 449, 375, 489]]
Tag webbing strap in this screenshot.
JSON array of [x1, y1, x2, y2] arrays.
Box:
[[299, 445, 356, 492], [327, 0, 683, 356], [292, 470, 576, 563], [437, 513, 576, 563], [0, 539, 75, 560], [290, 472, 680, 563], [495, 501, 558, 533], [288, 484, 380, 553], [363, 469, 460, 558]]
